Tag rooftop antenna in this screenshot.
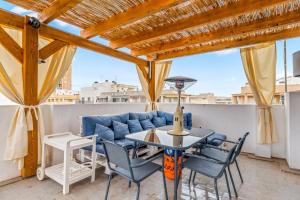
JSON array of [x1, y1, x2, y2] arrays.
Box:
[[284, 40, 288, 93]]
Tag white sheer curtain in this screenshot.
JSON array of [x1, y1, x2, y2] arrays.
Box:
[[0, 27, 76, 168], [240, 42, 277, 144], [136, 61, 172, 111]]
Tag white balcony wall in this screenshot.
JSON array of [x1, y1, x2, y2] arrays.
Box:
[[285, 91, 300, 169], [0, 105, 19, 183], [0, 103, 287, 183]]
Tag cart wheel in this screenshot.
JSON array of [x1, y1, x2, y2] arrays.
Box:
[[36, 167, 45, 181]]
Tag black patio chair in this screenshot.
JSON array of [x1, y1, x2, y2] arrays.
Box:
[[102, 141, 168, 200], [198, 132, 250, 197], [183, 144, 237, 200]]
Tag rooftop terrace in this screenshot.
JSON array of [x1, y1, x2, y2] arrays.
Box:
[[1, 0, 300, 200]]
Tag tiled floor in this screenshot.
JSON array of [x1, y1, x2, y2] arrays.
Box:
[[0, 155, 300, 200]]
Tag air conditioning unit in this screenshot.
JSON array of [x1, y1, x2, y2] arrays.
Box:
[[293, 50, 300, 77]]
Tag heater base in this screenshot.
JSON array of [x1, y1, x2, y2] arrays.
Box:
[[167, 130, 190, 136]]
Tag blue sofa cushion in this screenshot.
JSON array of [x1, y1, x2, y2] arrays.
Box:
[[185, 113, 192, 130], [127, 119, 143, 133], [157, 111, 192, 130], [82, 116, 112, 136], [157, 111, 173, 125], [94, 123, 114, 143], [207, 133, 227, 146], [140, 119, 156, 130], [115, 139, 136, 149], [81, 113, 130, 137], [113, 121, 130, 140], [111, 113, 130, 124], [129, 111, 157, 121], [152, 116, 167, 127]]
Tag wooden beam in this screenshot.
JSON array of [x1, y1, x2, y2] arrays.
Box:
[[39, 24, 147, 66], [0, 26, 23, 63], [110, 0, 289, 48], [156, 25, 300, 60], [80, 0, 181, 38], [137, 62, 149, 83], [0, 8, 23, 29], [21, 16, 39, 178], [0, 9, 147, 66], [131, 8, 300, 56], [38, 0, 82, 23], [39, 40, 68, 60]]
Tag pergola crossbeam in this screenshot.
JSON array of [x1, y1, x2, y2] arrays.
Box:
[[132, 9, 300, 56], [39, 40, 68, 60], [0, 9, 147, 66], [0, 26, 23, 63], [110, 0, 289, 49], [80, 0, 181, 39], [156, 26, 300, 60], [39, 24, 147, 66], [38, 0, 82, 23]]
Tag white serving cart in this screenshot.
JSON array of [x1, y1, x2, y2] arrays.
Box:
[[37, 132, 96, 195]]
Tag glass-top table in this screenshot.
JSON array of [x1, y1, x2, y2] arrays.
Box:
[[126, 126, 214, 200], [126, 126, 214, 150]]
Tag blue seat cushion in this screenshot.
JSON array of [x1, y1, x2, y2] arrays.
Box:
[[83, 144, 105, 154], [115, 138, 136, 149], [152, 116, 167, 127], [113, 121, 130, 140], [207, 133, 227, 146], [140, 119, 156, 130], [127, 119, 143, 133], [94, 123, 114, 143], [129, 111, 157, 121]]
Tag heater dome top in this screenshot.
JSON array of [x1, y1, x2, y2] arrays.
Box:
[[165, 76, 197, 90], [164, 76, 197, 83]]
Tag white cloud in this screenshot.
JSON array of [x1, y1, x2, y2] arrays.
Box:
[[277, 69, 292, 79], [55, 20, 68, 27], [215, 48, 238, 56], [10, 6, 29, 15]]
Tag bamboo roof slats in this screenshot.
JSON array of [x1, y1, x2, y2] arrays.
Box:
[[4, 0, 300, 60]]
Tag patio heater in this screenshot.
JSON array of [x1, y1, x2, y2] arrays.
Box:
[[165, 76, 197, 136]]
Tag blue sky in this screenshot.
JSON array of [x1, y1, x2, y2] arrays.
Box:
[[0, 1, 299, 96]]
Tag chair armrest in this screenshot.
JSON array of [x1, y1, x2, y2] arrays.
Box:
[[210, 137, 239, 144], [183, 153, 225, 165], [130, 153, 163, 168], [201, 144, 229, 152]]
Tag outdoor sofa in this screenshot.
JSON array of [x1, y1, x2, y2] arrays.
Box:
[[80, 111, 225, 172]]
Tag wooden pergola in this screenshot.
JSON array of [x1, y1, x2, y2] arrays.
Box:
[[1, 0, 300, 177]]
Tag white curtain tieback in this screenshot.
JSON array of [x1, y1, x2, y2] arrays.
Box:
[[21, 105, 40, 131]]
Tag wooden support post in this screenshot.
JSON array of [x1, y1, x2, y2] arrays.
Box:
[[21, 16, 39, 177], [148, 61, 156, 110]]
